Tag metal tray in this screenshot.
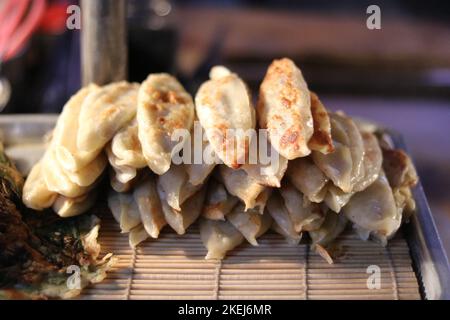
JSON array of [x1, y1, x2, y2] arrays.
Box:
[[0, 114, 449, 300]]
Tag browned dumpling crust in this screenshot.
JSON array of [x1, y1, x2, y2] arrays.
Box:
[[138, 74, 195, 175], [195, 66, 256, 169], [257, 58, 314, 160], [308, 91, 334, 154]]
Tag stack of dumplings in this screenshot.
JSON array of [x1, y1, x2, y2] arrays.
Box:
[[23, 58, 418, 263]]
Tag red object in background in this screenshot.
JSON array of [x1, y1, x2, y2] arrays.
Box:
[[0, 0, 46, 61], [39, 1, 70, 34]]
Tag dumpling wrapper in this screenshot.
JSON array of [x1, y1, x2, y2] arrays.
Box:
[[200, 218, 245, 260], [313, 112, 365, 193], [271, 220, 302, 245], [332, 112, 365, 187], [133, 175, 166, 239], [42, 148, 92, 198], [324, 183, 353, 213], [241, 145, 288, 188], [53, 84, 102, 172], [77, 81, 139, 153], [257, 58, 313, 160], [279, 181, 325, 232], [227, 204, 272, 246], [253, 188, 272, 214], [195, 66, 255, 169], [185, 160, 215, 187], [184, 124, 216, 186], [309, 210, 347, 246], [109, 168, 132, 193], [64, 152, 107, 187], [342, 172, 401, 245], [218, 165, 265, 211], [129, 224, 150, 248], [107, 190, 141, 233], [287, 157, 328, 203], [353, 131, 382, 192], [382, 147, 418, 220], [106, 144, 138, 184], [202, 178, 239, 220], [137, 73, 195, 175], [22, 161, 57, 210], [382, 148, 418, 189], [312, 141, 353, 193], [52, 191, 97, 218], [323, 131, 383, 212], [266, 192, 301, 245], [111, 118, 147, 169], [307, 92, 334, 154], [157, 164, 203, 211], [161, 188, 206, 235]]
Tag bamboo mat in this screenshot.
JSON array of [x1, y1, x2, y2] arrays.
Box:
[[79, 216, 421, 300]]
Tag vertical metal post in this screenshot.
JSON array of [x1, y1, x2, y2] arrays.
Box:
[[81, 0, 127, 85]]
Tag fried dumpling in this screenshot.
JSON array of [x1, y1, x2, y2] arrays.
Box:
[[312, 141, 353, 193], [137, 73, 195, 175], [110, 118, 147, 169], [279, 181, 325, 232], [200, 218, 245, 260], [202, 178, 239, 220], [307, 92, 334, 154], [266, 191, 301, 245], [109, 168, 132, 193], [41, 148, 91, 198], [353, 131, 382, 192], [22, 161, 57, 210], [53, 84, 102, 172], [257, 58, 313, 160], [227, 204, 272, 246], [157, 164, 203, 211], [309, 210, 347, 246], [312, 112, 365, 193], [271, 221, 302, 245], [382, 147, 418, 220], [133, 175, 166, 238], [129, 224, 150, 248], [195, 66, 256, 169], [185, 160, 216, 187], [253, 188, 272, 214], [324, 183, 353, 213], [382, 148, 418, 189], [161, 188, 206, 235], [332, 112, 365, 187], [342, 172, 401, 245], [106, 144, 138, 184], [241, 145, 288, 188], [323, 131, 382, 212], [107, 190, 141, 233], [77, 81, 139, 153], [52, 191, 97, 218], [64, 152, 107, 187], [184, 124, 216, 186], [287, 157, 328, 203], [218, 165, 265, 210]]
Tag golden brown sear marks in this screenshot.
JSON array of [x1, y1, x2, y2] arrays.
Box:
[[308, 91, 334, 154], [257, 58, 313, 160]]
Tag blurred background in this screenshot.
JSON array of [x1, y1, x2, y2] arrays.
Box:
[[1, 0, 449, 253]]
